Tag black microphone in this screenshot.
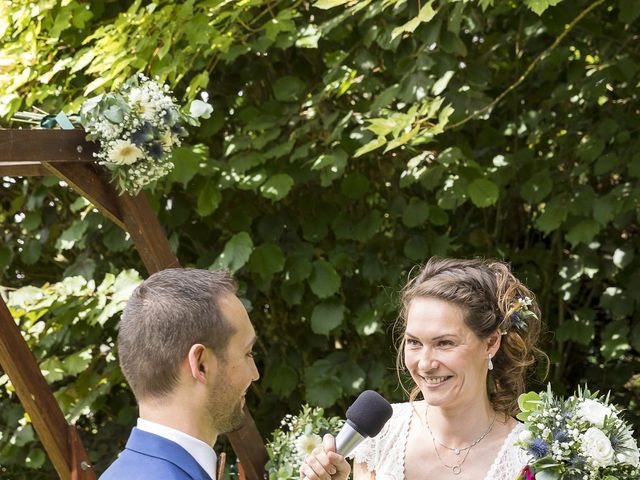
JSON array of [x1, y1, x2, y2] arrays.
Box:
[[335, 390, 393, 457]]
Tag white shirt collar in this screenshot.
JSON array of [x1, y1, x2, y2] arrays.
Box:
[[137, 418, 217, 479]]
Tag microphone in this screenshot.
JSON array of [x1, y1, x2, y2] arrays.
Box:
[[335, 390, 393, 457]]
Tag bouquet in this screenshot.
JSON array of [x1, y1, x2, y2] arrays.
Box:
[[516, 385, 640, 480], [266, 404, 344, 480], [14, 73, 212, 194], [80, 73, 212, 194]]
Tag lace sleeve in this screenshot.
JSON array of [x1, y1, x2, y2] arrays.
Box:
[[348, 436, 377, 472], [346, 402, 413, 477], [486, 423, 532, 480]]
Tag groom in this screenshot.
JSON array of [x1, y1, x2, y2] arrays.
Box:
[[100, 268, 260, 480]]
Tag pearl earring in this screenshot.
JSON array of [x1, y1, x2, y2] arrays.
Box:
[[488, 354, 494, 371]]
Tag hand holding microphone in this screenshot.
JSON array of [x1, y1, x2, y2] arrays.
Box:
[[299, 390, 393, 480]]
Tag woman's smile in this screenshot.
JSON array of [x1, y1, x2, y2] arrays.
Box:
[[422, 375, 453, 386]]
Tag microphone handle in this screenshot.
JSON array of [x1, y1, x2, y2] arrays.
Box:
[[335, 420, 366, 457]]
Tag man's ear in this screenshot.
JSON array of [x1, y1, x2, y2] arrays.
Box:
[[186, 344, 217, 383], [486, 330, 502, 357]]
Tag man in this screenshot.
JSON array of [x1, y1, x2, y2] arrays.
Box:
[[100, 268, 259, 480]]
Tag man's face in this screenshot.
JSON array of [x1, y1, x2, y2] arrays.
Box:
[[207, 294, 259, 434]]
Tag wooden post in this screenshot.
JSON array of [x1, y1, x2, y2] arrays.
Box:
[[0, 297, 95, 479], [116, 192, 180, 273]]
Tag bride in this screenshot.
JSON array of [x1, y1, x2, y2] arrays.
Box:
[[300, 257, 546, 480]]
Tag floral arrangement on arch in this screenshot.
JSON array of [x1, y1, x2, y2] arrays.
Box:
[[515, 385, 639, 480], [265, 404, 344, 480], [79, 73, 212, 194]]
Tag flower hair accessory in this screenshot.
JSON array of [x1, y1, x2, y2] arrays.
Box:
[[501, 296, 537, 335]]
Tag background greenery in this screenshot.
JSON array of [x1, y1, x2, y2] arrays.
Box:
[[1, 0, 639, 477]]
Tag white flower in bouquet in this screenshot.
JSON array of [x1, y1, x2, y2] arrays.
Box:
[[294, 433, 322, 459], [577, 398, 613, 428], [189, 99, 213, 119], [129, 87, 156, 120], [581, 427, 615, 467], [108, 140, 144, 165]]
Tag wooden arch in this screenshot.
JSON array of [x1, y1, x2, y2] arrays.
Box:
[[0, 129, 267, 480]]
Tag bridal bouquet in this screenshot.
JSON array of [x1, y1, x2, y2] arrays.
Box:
[[265, 404, 344, 480], [80, 73, 212, 194], [515, 385, 640, 480]]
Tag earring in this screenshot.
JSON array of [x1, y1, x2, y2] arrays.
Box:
[[488, 354, 494, 371]]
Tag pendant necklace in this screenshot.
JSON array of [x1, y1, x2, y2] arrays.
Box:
[[421, 405, 497, 476]]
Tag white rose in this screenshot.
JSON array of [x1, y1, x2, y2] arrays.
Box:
[[576, 399, 612, 427], [518, 429, 533, 443], [581, 427, 615, 467], [189, 99, 213, 119]]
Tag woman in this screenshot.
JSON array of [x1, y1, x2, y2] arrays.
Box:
[[300, 257, 545, 480]]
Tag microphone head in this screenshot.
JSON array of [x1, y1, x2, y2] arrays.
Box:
[[345, 390, 393, 438]]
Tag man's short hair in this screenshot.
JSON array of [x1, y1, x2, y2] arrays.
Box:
[[117, 268, 237, 400]]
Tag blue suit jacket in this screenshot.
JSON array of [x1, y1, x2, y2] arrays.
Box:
[[99, 427, 213, 480]]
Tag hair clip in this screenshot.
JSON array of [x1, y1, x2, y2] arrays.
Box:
[[501, 297, 536, 335]]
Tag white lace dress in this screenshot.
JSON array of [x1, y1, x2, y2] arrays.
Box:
[[350, 402, 530, 480]]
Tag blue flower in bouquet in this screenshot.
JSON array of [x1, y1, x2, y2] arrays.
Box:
[[80, 73, 211, 194], [516, 385, 640, 480], [266, 405, 344, 480], [528, 437, 549, 459]]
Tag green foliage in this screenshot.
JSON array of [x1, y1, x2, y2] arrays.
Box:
[[0, 271, 141, 476], [1, 0, 640, 476]]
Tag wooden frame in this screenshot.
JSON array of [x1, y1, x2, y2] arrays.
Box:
[[0, 129, 267, 480]]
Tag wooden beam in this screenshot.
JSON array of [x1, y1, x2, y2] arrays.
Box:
[[116, 192, 181, 273], [0, 297, 95, 480], [41, 162, 126, 231], [0, 162, 50, 177], [0, 129, 96, 164]]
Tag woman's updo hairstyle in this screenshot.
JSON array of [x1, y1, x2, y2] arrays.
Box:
[[397, 257, 546, 416]]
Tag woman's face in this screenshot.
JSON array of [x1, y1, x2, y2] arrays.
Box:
[[404, 296, 498, 409]]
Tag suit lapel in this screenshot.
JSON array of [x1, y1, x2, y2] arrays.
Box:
[[126, 427, 213, 480]]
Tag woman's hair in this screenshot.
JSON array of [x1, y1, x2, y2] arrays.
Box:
[[395, 257, 546, 416]]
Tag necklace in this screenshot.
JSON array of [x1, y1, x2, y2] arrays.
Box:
[[420, 405, 497, 476]]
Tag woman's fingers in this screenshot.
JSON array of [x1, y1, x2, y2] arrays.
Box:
[[299, 438, 351, 480]]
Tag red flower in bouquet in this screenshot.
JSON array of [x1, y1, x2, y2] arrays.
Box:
[[517, 465, 535, 480]]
